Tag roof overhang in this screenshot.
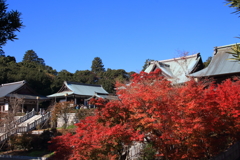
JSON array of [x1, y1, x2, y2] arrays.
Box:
[[0, 94, 49, 101], [47, 91, 74, 98]]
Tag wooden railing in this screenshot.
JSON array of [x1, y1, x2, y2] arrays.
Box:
[[0, 112, 51, 143], [27, 112, 51, 131], [15, 109, 36, 125], [0, 109, 36, 133]]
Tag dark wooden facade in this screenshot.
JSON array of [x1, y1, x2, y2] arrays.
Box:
[[0, 81, 48, 112]]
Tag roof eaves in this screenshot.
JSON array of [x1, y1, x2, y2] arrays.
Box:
[[66, 81, 102, 87], [187, 56, 201, 74], [0, 80, 26, 98], [1, 80, 26, 87], [216, 43, 240, 49], [47, 91, 74, 98]]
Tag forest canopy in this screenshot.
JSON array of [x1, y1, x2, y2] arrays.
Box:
[[0, 53, 134, 95]]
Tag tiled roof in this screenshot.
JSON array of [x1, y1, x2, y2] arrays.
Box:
[[145, 53, 202, 84], [0, 80, 26, 98], [190, 44, 240, 77], [0, 80, 48, 100], [47, 81, 108, 97]]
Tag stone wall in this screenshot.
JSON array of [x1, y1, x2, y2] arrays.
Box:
[[57, 113, 78, 128]]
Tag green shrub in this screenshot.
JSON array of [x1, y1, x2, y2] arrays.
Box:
[[138, 143, 156, 160], [66, 124, 76, 129], [16, 133, 34, 150]]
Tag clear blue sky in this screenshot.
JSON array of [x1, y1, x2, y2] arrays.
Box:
[[2, 0, 240, 73]]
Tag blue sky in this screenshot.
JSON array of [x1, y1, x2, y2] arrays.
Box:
[[2, 0, 240, 73]]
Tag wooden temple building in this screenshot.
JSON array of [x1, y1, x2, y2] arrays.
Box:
[[144, 53, 204, 84], [190, 44, 240, 83], [144, 44, 240, 84], [0, 80, 48, 112], [47, 81, 109, 107]]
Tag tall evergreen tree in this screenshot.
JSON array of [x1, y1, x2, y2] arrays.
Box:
[[22, 50, 45, 65], [91, 57, 105, 74], [0, 0, 23, 55]]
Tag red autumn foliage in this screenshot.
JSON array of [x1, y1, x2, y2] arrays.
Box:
[[49, 69, 240, 160], [49, 115, 143, 160]]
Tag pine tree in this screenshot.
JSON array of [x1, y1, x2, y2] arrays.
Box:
[[0, 0, 23, 54], [22, 50, 45, 65], [91, 57, 105, 74]]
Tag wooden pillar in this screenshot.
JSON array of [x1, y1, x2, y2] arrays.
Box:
[[65, 93, 68, 102], [74, 95, 77, 105], [36, 96, 39, 112]]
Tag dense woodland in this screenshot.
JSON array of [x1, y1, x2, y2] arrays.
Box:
[[0, 50, 214, 96], [0, 50, 135, 95]]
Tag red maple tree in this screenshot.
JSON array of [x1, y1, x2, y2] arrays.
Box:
[[49, 69, 240, 160]]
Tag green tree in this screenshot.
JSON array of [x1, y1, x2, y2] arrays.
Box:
[[0, 55, 19, 83], [22, 50, 45, 65], [142, 59, 153, 71], [0, 55, 16, 64], [57, 69, 73, 81], [91, 57, 105, 74], [0, 54, 55, 95], [203, 56, 212, 68], [226, 0, 240, 14], [225, 1, 240, 61], [98, 69, 130, 93], [73, 70, 97, 84], [0, 0, 23, 54], [226, 43, 240, 61]]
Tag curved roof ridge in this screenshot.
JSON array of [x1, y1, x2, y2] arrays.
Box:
[[159, 53, 200, 63], [65, 81, 102, 87], [48, 81, 108, 98], [2, 80, 26, 86], [190, 44, 240, 77], [216, 43, 240, 49]]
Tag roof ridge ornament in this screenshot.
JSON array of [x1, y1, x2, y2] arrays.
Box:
[[214, 46, 218, 55]]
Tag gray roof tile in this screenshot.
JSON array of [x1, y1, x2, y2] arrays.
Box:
[[190, 44, 240, 77], [47, 81, 108, 97], [0, 80, 26, 98], [145, 53, 202, 84]]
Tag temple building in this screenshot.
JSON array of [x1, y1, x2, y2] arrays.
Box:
[[144, 53, 204, 84], [0, 80, 48, 112], [190, 44, 240, 83], [47, 81, 109, 107]]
